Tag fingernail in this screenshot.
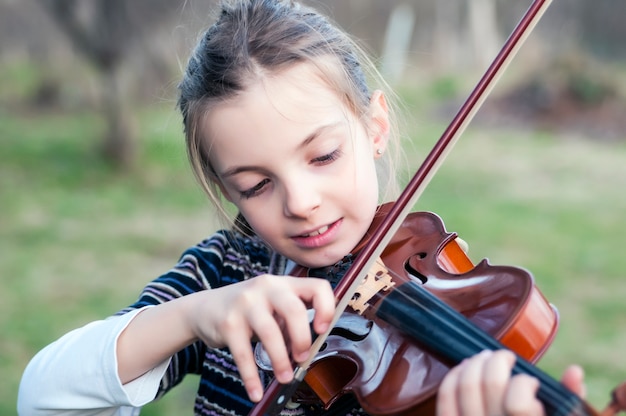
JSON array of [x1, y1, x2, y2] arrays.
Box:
[[249, 388, 263, 402], [277, 370, 293, 383], [294, 351, 309, 362], [316, 322, 329, 334]]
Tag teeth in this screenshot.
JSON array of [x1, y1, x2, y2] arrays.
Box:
[[316, 225, 329, 235], [303, 225, 329, 237]]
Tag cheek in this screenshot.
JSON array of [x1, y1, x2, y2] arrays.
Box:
[[363, 178, 380, 214], [357, 158, 380, 199], [341, 160, 380, 225], [238, 205, 278, 241]]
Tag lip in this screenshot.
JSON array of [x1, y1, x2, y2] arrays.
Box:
[[291, 219, 342, 248]]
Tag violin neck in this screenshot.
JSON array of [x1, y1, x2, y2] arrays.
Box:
[[375, 282, 595, 416]]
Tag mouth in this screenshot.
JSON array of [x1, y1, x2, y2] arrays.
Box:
[[291, 219, 342, 249]]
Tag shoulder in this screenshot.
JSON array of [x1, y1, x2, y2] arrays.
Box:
[[191, 229, 270, 262], [175, 229, 279, 287], [118, 230, 282, 312]]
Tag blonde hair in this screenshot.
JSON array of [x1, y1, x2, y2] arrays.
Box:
[[178, 0, 403, 230]]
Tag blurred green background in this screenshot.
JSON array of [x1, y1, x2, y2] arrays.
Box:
[[2, 0, 626, 415]]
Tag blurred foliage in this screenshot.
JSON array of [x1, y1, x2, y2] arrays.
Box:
[[428, 75, 461, 101]]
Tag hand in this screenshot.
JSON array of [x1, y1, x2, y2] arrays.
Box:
[[436, 350, 586, 416], [189, 274, 335, 402]]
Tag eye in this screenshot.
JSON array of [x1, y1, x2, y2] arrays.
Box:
[[312, 149, 342, 165], [240, 178, 270, 199]]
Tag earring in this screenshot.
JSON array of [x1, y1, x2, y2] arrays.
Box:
[[376, 148, 384, 155]]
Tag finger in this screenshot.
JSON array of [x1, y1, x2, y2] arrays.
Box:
[[437, 359, 466, 416], [482, 350, 516, 415], [269, 291, 313, 363], [288, 277, 335, 336], [455, 350, 492, 415], [224, 319, 266, 402], [246, 306, 294, 383], [308, 280, 335, 334], [504, 374, 543, 416], [560, 365, 586, 398], [272, 277, 334, 363]]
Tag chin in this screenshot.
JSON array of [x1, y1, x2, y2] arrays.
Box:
[[301, 253, 347, 270]]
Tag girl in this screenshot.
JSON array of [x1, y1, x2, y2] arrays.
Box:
[[18, 0, 584, 415]]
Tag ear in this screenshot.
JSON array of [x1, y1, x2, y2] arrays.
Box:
[[368, 90, 390, 158]]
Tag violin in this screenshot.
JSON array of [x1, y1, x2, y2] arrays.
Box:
[[255, 204, 626, 415], [249, 0, 626, 414], [255, 204, 565, 415]]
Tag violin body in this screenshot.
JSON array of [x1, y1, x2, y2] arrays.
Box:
[[293, 208, 560, 415]]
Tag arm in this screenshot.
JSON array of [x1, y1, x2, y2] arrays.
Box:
[[116, 274, 335, 403], [18, 308, 170, 416]]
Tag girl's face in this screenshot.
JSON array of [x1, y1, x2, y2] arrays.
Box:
[[203, 63, 389, 268]]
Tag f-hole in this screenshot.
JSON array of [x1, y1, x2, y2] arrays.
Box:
[[404, 252, 428, 283]]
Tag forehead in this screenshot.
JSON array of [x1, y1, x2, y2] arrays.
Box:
[[202, 63, 355, 167], [239, 62, 348, 121], [206, 58, 355, 129]]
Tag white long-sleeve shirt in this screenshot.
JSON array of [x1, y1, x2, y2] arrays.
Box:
[[18, 307, 170, 416]]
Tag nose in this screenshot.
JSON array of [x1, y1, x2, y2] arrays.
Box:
[[282, 178, 321, 219]]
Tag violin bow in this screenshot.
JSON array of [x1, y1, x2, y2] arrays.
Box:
[[249, 0, 552, 414]]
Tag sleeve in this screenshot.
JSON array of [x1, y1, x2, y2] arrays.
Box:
[[17, 308, 169, 416]]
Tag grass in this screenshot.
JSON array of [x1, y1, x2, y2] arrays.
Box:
[[2, 85, 626, 415], [1, 105, 210, 415]]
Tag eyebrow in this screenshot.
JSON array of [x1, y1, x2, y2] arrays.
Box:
[[219, 122, 343, 179]]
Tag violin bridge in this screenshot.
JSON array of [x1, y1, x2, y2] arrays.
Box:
[[349, 260, 395, 315]]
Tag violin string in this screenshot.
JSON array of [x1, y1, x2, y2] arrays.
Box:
[[368, 257, 588, 416]]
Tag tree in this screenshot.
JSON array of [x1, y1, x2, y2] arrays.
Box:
[[433, 0, 463, 71], [467, 0, 500, 69], [36, 0, 183, 170]]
